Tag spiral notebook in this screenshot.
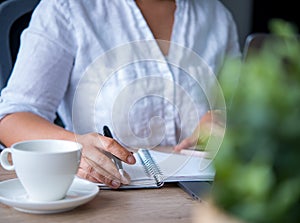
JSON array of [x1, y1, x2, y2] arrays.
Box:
[[98, 148, 215, 189]]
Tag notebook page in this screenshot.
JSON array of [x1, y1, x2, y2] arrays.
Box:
[[122, 152, 154, 182], [143, 150, 215, 182], [97, 149, 214, 189], [124, 150, 215, 182]]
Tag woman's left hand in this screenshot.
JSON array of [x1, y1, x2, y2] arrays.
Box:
[[174, 110, 226, 151]]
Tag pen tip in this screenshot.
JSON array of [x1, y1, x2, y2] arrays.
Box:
[[119, 169, 125, 176], [119, 169, 131, 185]]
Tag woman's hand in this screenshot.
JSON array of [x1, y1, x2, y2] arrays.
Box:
[[0, 112, 135, 189], [75, 133, 136, 189], [174, 110, 226, 152]]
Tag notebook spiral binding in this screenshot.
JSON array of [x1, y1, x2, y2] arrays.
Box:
[[138, 149, 164, 187]]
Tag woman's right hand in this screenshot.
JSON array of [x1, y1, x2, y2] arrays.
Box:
[[0, 112, 135, 189], [75, 133, 136, 189]]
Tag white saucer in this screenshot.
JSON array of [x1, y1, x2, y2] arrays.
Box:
[[0, 177, 99, 214]]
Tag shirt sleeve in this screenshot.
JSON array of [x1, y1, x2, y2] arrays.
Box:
[[0, 0, 76, 122]]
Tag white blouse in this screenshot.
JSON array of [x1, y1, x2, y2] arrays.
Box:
[[0, 0, 240, 148]]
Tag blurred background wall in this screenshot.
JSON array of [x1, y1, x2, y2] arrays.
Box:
[[221, 0, 300, 49], [220, 0, 253, 50]]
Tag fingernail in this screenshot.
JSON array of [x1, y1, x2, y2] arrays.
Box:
[[112, 180, 121, 188], [127, 155, 135, 164]]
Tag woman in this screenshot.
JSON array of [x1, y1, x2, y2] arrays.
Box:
[[0, 0, 240, 188]]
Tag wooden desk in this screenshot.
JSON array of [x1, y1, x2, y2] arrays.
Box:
[[0, 165, 199, 223]]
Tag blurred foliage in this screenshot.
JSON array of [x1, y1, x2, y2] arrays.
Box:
[[212, 19, 300, 223]]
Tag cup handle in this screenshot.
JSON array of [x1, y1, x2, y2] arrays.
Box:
[[0, 148, 14, 171]]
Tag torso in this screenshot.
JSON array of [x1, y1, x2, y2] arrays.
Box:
[[9, 0, 240, 145]]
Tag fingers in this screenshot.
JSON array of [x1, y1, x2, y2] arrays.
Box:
[[174, 136, 196, 151], [174, 110, 226, 152], [98, 136, 136, 164], [81, 142, 121, 176], [119, 169, 131, 185], [78, 156, 122, 188], [75, 132, 135, 188]]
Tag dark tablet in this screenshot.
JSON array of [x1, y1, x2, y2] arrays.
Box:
[[177, 181, 212, 201]]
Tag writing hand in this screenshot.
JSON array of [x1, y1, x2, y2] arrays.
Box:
[[75, 133, 136, 189]]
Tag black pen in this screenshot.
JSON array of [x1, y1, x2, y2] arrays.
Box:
[[103, 126, 125, 177]]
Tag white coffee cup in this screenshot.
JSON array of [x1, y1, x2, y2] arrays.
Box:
[[0, 139, 82, 201]]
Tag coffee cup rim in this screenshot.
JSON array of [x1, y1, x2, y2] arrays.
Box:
[[10, 139, 82, 154]]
